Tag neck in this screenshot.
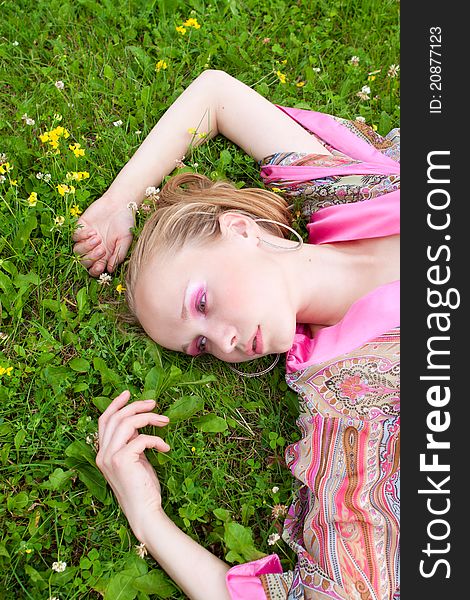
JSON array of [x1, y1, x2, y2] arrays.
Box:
[[277, 241, 374, 327]]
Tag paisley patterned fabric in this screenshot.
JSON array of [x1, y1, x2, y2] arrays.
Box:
[[226, 109, 400, 600]]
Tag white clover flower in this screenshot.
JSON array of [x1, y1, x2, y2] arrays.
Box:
[[350, 55, 360, 66], [0, 331, 9, 341], [48, 596, 60, 600], [51, 560, 67, 573], [145, 186, 160, 197], [388, 64, 400, 78], [361, 85, 371, 95], [0, 153, 7, 162], [135, 130, 142, 135], [54, 216, 65, 227], [43, 173, 52, 182], [0, 175, 5, 183], [55, 80, 65, 90], [113, 120, 123, 127], [12, 41, 19, 46], [98, 273, 112, 286], [355, 116, 366, 123], [135, 543, 148, 558], [21, 113, 35, 125], [36, 172, 44, 179], [271, 486, 279, 494], [127, 201, 138, 211], [312, 67, 321, 73], [267, 533, 280, 545], [86, 431, 99, 451]]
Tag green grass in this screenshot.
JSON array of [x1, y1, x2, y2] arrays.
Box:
[[0, 0, 399, 598]]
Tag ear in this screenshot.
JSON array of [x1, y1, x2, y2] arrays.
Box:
[[218, 212, 259, 245]]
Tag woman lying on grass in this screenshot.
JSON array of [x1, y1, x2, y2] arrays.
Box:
[[73, 70, 400, 600]]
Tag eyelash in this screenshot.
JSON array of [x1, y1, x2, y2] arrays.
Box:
[[195, 290, 207, 354]]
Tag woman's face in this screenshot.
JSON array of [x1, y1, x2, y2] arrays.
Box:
[[133, 214, 297, 363]]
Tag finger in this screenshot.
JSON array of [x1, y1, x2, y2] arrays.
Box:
[[126, 433, 171, 454], [104, 412, 170, 455], [98, 390, 131, 446], [107, 241, 122, 273], [89, 256, 108, 277], [73, 236, 101, 256], [100, 398, 157, 449], [81, 244, 107, 263], [73, 223, 96, 242]]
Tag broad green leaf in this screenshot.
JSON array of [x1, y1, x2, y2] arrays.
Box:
[[132, 570, 176, 597], [7, 491, 29, 512], [0, 541, 10, 558], [68, 461, 108, 503], [213, 508, 231, 522], [69, 357, 91, 372], [51, 566, 77, 586], [104, 572, 137, 600], [14, 429, 26, 451], [224, 522, 266, 563], [103, 64, 115, 79], [65, 440, 97, 466], [13, 215, 37, 250], [194, 414, 227, 433], [164, 395, 204, 422], [76, 287, 89, 313], [93, 396, 112, 412], [44, 467, 74, 491], [144, 366, 164, 392]]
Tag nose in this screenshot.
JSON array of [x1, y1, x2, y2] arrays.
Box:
[[212, 323, 238, 355]]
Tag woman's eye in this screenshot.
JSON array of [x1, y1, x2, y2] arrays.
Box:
[[197, 292, 207, 313], [197, 336, 207, 354]]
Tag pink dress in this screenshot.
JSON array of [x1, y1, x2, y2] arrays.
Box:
[[226, 107, 400, 600]]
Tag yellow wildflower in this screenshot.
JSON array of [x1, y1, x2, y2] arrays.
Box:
[[28, 192, 38, 206], [66, 171, 90, 182], [69, 143, 85, 157], [39, 132, 50, 143], [197, 132, 207, 139], [281, 59, 287, 65], [0, 366, 13, 376], [116, 283, 126, 294], [0, 162, 13, 174], [175, 25, 187, 35], [57, 184, 76, 196], [188, 127, 197, 135], [372, 124, 378, 131], [183, 18, 201, 29], [70, 205, 82, 217], [296, 81, 305, 87], [191, 447, 196, 453], [276, 70, 287, 84], [155, 60, 168, 72], [10, 180, 17, 186], [368, 75, 376, 82]]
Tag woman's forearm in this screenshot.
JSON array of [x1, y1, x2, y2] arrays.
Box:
[[104, 69, 330, 207], [136, 509, 231, 600]]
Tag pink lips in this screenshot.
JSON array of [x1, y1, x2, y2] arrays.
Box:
[[246, 326, 263, 356]]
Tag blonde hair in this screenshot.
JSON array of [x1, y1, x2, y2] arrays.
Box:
[[125, 173, 291, 322]]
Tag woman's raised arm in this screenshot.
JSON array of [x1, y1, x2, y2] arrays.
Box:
[[74, 69, 330, 276]]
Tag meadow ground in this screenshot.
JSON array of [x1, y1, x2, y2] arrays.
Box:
[[0, 1, 399, 598]]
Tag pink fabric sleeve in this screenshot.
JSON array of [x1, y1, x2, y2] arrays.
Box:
[[225, 554, 283, 600]]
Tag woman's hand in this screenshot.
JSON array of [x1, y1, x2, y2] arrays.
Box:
[[96, 390, 171, 535], [72, 195, 135, 277]]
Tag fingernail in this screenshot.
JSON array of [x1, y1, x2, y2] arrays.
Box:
[[144, 399, 155, 403]]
